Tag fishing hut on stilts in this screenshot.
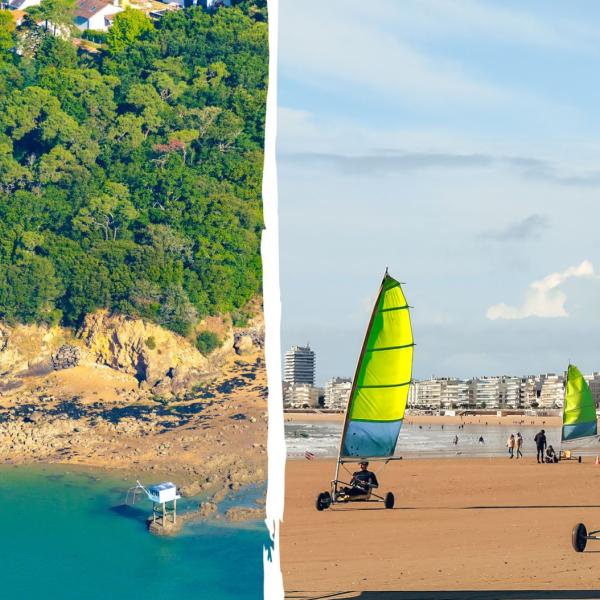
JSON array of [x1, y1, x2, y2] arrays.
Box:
[[126, 480, 182, 535]]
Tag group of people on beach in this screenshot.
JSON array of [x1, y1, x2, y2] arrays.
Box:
[[506, 429, 559, 463], [506, 432, 524, 459], [534, 429, 559, 463]]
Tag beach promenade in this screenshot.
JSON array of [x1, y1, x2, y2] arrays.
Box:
[[282, 457, 600, 593]]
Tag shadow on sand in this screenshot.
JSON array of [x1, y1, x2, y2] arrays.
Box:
[[286, 592, 600, 600], [109, 503, 148, 525], [329, 504, 600, 512]]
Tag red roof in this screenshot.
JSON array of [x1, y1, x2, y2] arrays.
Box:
[[75, 0, 113, 20]]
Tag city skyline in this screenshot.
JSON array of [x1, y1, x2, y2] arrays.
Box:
[[281, 342, 600, 390], [278, 0, 600, 385]]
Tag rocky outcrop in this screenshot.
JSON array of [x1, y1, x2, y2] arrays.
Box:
[[0, 322, 65, 379], [0, 304, 263, 395], [77, 310, 211, 394], [233, 314, 265, 356], [51, 345, 81, 370], [197, 501, 218, 518], [224, 507, 264, 522]]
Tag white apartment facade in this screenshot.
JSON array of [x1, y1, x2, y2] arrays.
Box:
[[413, 377, 468, 410], [323, 377, 352, 410], [284, 345, 316, 386], [538, 374, 564, 408], [284, 383, 321, 409]]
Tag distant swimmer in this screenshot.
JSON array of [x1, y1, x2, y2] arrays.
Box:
[[453, 435, 459, 445], [534, 429, 547, 464], [478, 436, 485, 444]]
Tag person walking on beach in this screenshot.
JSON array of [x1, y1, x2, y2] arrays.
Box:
[[507, 433, 515, 459], [516, 432, 523, 459], [534, 429, 547, 464]]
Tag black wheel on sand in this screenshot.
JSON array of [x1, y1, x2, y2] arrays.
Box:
[[316, 491, 332, 511], [572, 523, 587, 552], [384, 492, 394, 509]]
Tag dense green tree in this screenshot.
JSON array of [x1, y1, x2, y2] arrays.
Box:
[[0, 10, 15, 58], [106, 8, 153, 53], [195, 330, 220, 355], [0, 2, 267, 336], [28, 0, 76, 35]]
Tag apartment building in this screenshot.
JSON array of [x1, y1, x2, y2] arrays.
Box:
[[284, 383, 321, 408], [284, 345, 316, 385], [323, 377, 352, 410]]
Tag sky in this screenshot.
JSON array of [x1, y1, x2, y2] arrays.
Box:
[[277, 0, 600, 385]]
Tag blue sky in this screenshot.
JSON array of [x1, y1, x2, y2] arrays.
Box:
[[277, 0, 600, 384]]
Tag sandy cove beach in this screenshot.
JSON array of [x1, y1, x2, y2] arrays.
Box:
[[282, 457, 600, 594], [284, 412, 562, 427]]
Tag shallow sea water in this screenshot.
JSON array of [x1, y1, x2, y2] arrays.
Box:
[[0, 465, 266, 599], [285, 420, 576, 459]]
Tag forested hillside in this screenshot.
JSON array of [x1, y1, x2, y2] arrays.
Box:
[[0, 2, 267, 336]]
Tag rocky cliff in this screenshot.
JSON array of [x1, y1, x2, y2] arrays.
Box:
[[0, 308, 265, 397], [77, 310, 211, 395]]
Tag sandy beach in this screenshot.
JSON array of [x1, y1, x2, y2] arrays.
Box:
[[282, 457, 600, 595]]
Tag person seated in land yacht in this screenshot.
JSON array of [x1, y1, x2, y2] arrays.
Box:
[[337, 461, 379, 500]]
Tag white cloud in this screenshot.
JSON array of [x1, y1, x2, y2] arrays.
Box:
[[277, 106, 600, 173], [279, 1, 510, 107], [279, 0, 600, 111], [486, 260, 594, 320]]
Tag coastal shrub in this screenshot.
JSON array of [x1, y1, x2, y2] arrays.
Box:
[[196, 331, 221, 355], [232, 311, 248, 328], [145, 336, 156, 350], [81, 29, 107, 43]]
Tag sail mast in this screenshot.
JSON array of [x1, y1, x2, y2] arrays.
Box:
[[334, 272, 387, 483], [335, 269, 414, 473], [561, 365, 569, 447]]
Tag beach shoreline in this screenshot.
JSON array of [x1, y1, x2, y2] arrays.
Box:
[[284, 411, 562, 427], [0, 350, 268, 518]]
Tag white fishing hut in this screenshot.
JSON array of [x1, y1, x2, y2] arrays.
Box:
[[149, 482, 180, 527], [148, 482, 179, 504], [127, 480, 181, 531]]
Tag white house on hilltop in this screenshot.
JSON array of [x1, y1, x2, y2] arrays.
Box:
[[183, 0, 231, 8], [6, 0, 41, 11], [74, 0, 123, 31], [204, 0, 231, 7]]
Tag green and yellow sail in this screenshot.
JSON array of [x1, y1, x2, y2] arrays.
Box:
[[562, 364, 597, 442], [339, 272, 414, 460]]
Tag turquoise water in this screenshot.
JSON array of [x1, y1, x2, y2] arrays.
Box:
[[0, 466, 267, 599]]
